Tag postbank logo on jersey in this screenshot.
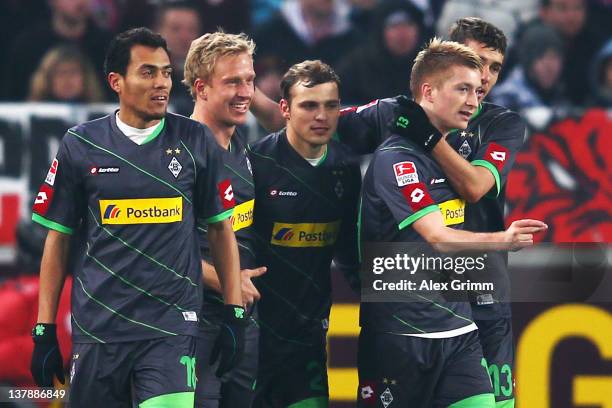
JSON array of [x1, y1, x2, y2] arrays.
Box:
[[99, 197, 182, 224], [271, 221, 340, 247], [485, 143, 510, 171], [438, 198, 465, 226], [230, 199, 254, 232]]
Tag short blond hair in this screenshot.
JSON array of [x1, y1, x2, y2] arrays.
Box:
[[410, 38, 482, 100], [183, 31, 255, 99]]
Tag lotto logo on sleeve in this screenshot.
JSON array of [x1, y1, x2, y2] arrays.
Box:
[[393, 161, 418, 186], [401, 182, 434, 212], [33, 184, 55, 215], [45, 158, 59, 186], [485, 143, 510, 171], [99, 197, 182, 224], [217, 179, 235, 209]]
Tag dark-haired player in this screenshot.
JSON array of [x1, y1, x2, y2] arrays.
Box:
[[249, 60, 361, 408], [29, 27, 244, 407]]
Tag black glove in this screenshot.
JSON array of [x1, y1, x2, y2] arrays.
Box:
[[209, 304, 247, 378], [31, 323, 65, 387], [392, 95, 443, 152]]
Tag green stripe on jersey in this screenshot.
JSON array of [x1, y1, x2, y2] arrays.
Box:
[[76, 277, 179, 337], [448, 393, 495, 408], [496, 399, 515, 407], [140, 118, 165, 145], [398, 204, 439, 230], [471, 159, 501, 197], [32, 213, 74, 234], [202, 208, 233, 224], [139, 392, 194, 407]]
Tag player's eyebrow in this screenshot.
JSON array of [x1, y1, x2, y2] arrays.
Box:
[[139, 63, 173, 70]]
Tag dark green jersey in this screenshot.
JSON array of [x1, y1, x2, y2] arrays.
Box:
[[247, 130, 361, 345], [32, 112, 233, 343], [199, 129, 257, 320], [360, 134, 477, 337]]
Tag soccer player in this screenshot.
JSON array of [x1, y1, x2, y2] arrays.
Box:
[[29, 28, 245, 407], [392, 18, 524, 406], [358, 38, 545, 407], [184, 31, 265, 407], [248, 60, 361, 408]]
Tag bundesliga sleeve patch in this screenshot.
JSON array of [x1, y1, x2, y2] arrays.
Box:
[[44, 158, 59, 186], [401, 182, 434, 212], [393, 161, 419, 186], [485, 143, 510, 171], [217, 179, 235, 209], [33, 184, 55, 215]]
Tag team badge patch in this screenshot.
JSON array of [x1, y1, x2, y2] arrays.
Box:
[[393, 161, 418, 186], [168, 157, 182, 178], [380, 387, 394, 408], [45, 158, 58, 186], [218, 179, 235, 209], [33, 184, 54, 215], [401, 182, 434, 212], [459, 140, 472, 158], [245, 155, 253, 176], [485, 143, 509, 171]]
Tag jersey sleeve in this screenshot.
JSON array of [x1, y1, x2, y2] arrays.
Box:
[[195, 128, 235, 224], [470, 111, 526, 196], [374, 151, 439, 230], [336, 98, 396, 154], [31, 132, 83, 234], [333, 163, 362, 291]]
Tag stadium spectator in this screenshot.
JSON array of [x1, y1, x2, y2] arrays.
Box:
[[28, 46, 105, 103], [5, 0, 113, 101], [252, 0, 363, 72], [154, 1, 203, 116], [589, 39, 612, 108], [436, 0, 538, 48], [337, 0, 425, 104], [531, 0, 607, 105], [491, 23, 570, 112]]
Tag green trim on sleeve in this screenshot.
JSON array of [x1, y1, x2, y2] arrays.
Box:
[[496, 399, 515, 408], [448, 393, 495, 408], [139, 391, 194, 407], [398, 204, 439, 230], [32, 213, 74, 235], [472, 159, 501, 197], [140, 118, 165, 145], [287, 396, 329, 408], [202, 208, 234, 225]]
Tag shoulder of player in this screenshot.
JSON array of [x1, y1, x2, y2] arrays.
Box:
[[480, 102, 523, 123], [246, 129, 282, 157]]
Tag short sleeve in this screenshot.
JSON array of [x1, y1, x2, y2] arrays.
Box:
[[336, 99, 396, 154], [471, 111, 526, 196], [195, 128, 235, 224], [373, 150, 439, 230], [32, 133, 83, 234]]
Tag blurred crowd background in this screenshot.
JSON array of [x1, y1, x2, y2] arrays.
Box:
[[0, 0, 610, 112], [0, 1, 610, 406]]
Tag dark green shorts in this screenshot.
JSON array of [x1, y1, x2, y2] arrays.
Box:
[[70, 335, 196, 407]]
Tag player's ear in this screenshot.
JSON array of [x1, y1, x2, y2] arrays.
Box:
[[194, 78, 208, 100], [422, 82, 434, 103], [108, 72, 121, 94], [280, 99, 290, 120]]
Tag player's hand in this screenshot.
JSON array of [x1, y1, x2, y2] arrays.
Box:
[[210, 304, 247, 378], [504, 219, 548, 251], [391, 95, 443, 152], [31, 323, 65, 387], [240, 266, 267, 305]]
